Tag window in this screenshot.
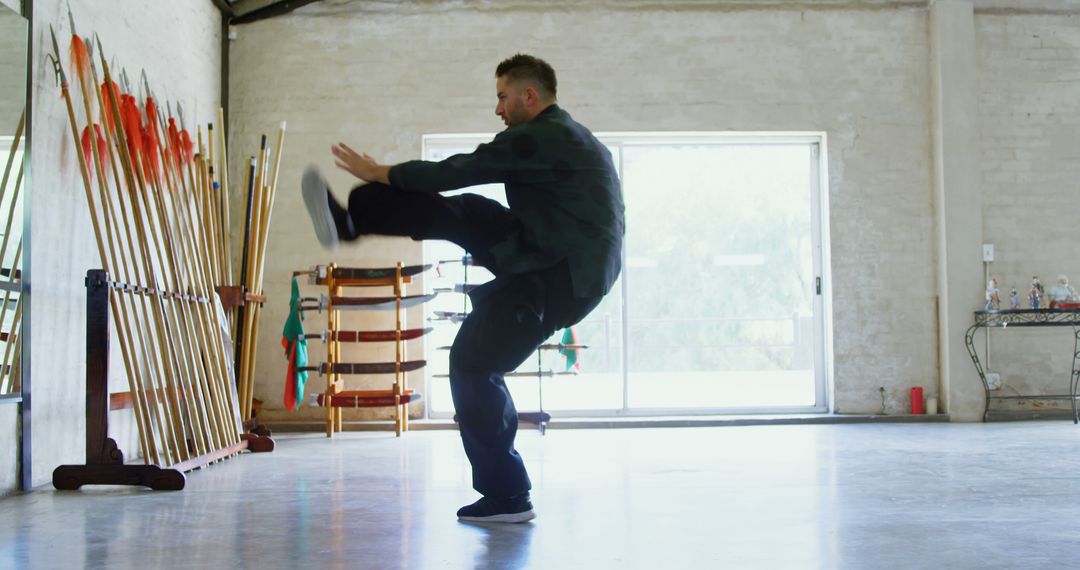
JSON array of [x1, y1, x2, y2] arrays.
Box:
[[422, 132, 831, 417]]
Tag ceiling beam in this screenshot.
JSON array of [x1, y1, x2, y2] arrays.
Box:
[[231, 0, 323, 23], [209, 0, 236, 17]]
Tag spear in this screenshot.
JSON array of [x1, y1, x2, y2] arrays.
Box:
[[48, 25, 156, 464], [93, 36, 227, 461]]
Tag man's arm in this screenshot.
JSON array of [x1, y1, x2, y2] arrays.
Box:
[[331, 128, 557, 193], [332, 143, 391, 185]]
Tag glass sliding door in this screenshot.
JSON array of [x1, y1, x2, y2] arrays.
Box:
[[422, 133, 829, 418], [618, 137, 824, 412]]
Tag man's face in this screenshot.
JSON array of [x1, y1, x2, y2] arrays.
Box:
[[495, 76, 530, 128]]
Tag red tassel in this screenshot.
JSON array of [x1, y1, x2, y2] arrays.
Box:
[[99, 81, 121, 134], [120, 95, 144, 170], [69, 35, 90, 89], [144, 96, 160, 142], [80, 125, 93, 177], [142, 124, 160, 181], [179, 129, 194, 165], [79, 124, 108, 179], [167, 117, 182, 169]]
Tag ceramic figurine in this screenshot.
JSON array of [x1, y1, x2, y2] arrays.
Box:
[[1030, 275, 1045, 309], [1009, 288, 1020, 310], [1048, 274, 1077, 307], [985, 278, 1001, 311]]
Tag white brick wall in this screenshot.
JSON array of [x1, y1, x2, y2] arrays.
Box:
[[230, 1, 938, 419], [977, 13, 1080, 406]]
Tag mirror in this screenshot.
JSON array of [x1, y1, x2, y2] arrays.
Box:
[[0, 1, 27, 398]]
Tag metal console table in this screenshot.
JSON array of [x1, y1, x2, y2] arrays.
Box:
[[965, 309, 1080, 424]]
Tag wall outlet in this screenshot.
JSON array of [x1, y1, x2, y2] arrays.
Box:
[[983, 243, 995, 262], [985, 372, 1002, 390]]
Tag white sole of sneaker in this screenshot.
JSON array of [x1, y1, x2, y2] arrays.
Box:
[[301, 165, 340, 250], [458, 510, 536, 524]]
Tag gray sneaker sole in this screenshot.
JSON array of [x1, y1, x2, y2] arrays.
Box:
[[301, 166, 340, 250], [458, 509, 536, 524]]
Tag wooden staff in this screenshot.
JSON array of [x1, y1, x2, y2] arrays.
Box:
[[92, 41, 216, 463], [48, 27, 157, 464], [241, 123, 287, 420], [234, 155, 257, 410], [217, 110, 233, 305], [239, 133, 270, 419], [70, 31, 178, 464], [0, 112, 24, 208], [94, 93, 191, 464], [141, 131, 223, 458], [0, 113, 24, 396], [158, 115, 242, 444], [0, 244, 20, 395], [0, 161, 24, 394], [147, 106, 233, 455], [155, 129, 237, 449]]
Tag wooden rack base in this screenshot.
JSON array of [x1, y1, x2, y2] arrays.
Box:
[[52, 270, 274, 491]]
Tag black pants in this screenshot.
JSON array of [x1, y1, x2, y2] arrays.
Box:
[[340, 183, 602, 497]]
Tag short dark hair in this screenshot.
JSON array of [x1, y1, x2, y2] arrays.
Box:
[[495, 54, 557, 100]]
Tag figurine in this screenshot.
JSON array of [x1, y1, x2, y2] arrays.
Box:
[[985, 278, 1001, 311], [1009, 288, 1020, 310], [1030, 275, 1045, 309], [1048, 274, 1077, 308]]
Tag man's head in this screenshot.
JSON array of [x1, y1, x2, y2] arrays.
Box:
[[494, 54, 557, 127]]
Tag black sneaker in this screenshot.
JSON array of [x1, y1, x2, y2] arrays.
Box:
[[302, 165, 344, 249], [456, 493, 536, 523]]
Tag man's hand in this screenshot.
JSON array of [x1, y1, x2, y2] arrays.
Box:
[[332, 143, 391, 185]]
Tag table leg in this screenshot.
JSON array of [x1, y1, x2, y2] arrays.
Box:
[[965, 324, 991, 422]]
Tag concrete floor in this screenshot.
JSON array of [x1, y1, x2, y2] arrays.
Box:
[[1, 422, 1079, 569]]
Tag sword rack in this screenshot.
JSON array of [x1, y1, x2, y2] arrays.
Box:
[[52, 270, 273, 491], [431, 256, 587, 435], [296, 262, 436, 437]]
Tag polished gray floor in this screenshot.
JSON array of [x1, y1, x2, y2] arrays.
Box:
[[2, 422, 1080, 569]]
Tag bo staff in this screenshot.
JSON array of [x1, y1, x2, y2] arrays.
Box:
[[234, 155, 257, 385], [154, 118, 234, 453], [240, 123, 286, 419], [160, 115, 242, 444], [217, 109, 233, 290]]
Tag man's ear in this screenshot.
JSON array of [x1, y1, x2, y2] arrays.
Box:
[[523, 85, 540, 107]]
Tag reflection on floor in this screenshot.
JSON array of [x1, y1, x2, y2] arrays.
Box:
[[2, 422, 1079, 569]]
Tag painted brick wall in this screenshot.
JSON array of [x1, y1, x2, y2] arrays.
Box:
[[977, 13, 1080, 409], [229, 1, 938, 421]]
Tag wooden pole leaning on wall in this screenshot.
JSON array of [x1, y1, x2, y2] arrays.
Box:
[[48, 28, 156, 465], [0, 113, 25, 394], [48, 24, 271, 489], [238, 123, 286, 424]]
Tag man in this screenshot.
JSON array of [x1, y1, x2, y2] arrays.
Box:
[[302, 54, 624, 523]]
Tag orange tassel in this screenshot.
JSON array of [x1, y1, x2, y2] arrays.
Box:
[[120, 95, 143, 169], [69, 35, 90, 90], [167, 117, 182, 169], [144, 96, 160, 142], [143, 124, 160, 180], [180, 129, 194, 165], [99, 81, 121, 134], [80, 124, 107, 179]]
